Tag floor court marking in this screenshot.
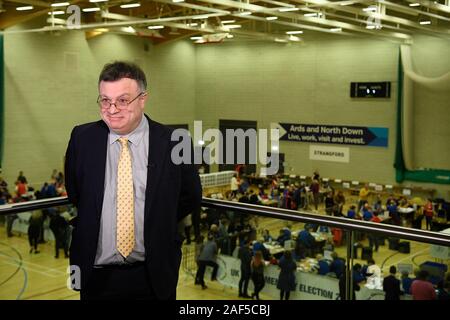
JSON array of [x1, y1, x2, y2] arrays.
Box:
[[0, 255, 63, 278], [0, 251, 67, 275]]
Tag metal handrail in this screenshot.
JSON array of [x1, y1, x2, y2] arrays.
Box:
[[1, 196, 449, 246]]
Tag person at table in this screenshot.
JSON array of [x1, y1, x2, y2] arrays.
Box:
[[360, 203, 373, 221], [372, 196, 383, 216], [347, 205, 357, 219], [324, 192, 335, 216], [401, 270, 413, 294], [262, 229, 272, 243], [339, 263, 364, 300], [238, 239, 252, 298], [250, 250, 265, 300], [277, 250, 297, 300], [387, 200, 400, 225], [315, 254, 330, 276], [368, 212, 382, 252], [330, 252, 345, 279], [334, 191, 346, 216], [296, 226, 315, 258], [383, 266, 402, 300], [230, 173, 240, 198], [252, 239, 270, 261], [423, 199, 435, 231], [357, 184, 370, 213], [276, 228, 291, 247], [411, 270, 436, 300], [248, 189, 260, 205]]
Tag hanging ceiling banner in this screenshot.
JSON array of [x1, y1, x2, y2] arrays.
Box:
[[271, 123, 388, 147]]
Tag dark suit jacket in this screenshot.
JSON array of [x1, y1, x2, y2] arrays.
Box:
[[383, 275, 401, 300], [65, 114, 202, 299]]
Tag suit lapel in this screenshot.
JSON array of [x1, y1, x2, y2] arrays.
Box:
[[94, 121, 109, 220], [144, 114, 170, 221]]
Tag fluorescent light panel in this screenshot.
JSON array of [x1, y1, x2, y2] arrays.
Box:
[[266, 16, 278, 20], [221, 20, 235, 24], [286, 30, 303, 34], [148, 25, 164, 29], [16, 6, 34, 10], [419, 20, 431, 25], [48, 10, 65, 15], [83, 7, 100, 12], [409, 3, 420, 7], [90, 0, 108, 2], [120, 3, 140, 8], [51, 2, 70, 7]]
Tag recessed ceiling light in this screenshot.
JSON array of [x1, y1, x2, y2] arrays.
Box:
[[419, 20, 431, 25]]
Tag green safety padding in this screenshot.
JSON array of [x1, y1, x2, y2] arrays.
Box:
[[394, 48, 450, 185]]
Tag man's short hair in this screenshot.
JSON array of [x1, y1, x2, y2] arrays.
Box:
[[98, 61, 147, 91], [390, 266, 397, 274]]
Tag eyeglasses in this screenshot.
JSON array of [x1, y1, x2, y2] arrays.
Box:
[[97, 92, 146, 110]]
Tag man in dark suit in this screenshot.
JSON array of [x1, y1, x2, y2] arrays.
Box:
[[65, 61, 202, 300], [383, 266, 402, 300]]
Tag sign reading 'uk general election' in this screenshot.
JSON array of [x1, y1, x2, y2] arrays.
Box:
[[271, 123, 388, 147]]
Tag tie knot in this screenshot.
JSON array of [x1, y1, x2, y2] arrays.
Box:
[[119, 137, 128, 147]]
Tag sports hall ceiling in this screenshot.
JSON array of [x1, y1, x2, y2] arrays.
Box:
[[1, 0, 449, 44]]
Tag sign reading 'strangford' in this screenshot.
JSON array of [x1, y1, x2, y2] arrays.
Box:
[[271, 123, 388, 147]]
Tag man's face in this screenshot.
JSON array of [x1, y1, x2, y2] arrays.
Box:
[[99, 78, 147, 135]]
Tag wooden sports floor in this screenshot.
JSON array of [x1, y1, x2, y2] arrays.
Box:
[[0, 209, 440, 300]]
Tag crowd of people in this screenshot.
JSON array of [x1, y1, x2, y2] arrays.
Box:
[[1, 169, 73, 258]]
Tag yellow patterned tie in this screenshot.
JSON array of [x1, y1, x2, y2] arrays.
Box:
[[116, 137, 135, 258]]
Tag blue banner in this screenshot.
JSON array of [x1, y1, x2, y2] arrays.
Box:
[[274, 123, 388, 147]]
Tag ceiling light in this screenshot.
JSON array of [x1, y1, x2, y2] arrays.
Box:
[[409, 3, 420, 7], [330, 27, 342, 32], [226, 34, 234, 39], [288, 35, 300, 41], [266, 16, 278, 20], [16, 6, 34, 11], [94, 28, 109, 32], [419, 20, 431, 25], [278, 7, 299, 12], [82, 7, 100, 12], [221, 20, 235, 24], [90, 0, 108, 2], [366, 25, 376, 29], [51, 2, 70, 7], [237, 11, 252, 16], [363, 6, 377, 12], [274, 38, 288, 43], [190, 36, 203, 40], [148, 25, 164, 29], [120, 3, 140, 8], [173, 0, 184, 2], [304, 13, 319, 17], [286, 30, 303, 34], [187, 23, 198, 27], [192, 14, 210, 19], [48, 10, 65, 15]]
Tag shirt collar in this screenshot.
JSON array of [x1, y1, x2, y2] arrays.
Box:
[[109, 115, 148, 146]]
